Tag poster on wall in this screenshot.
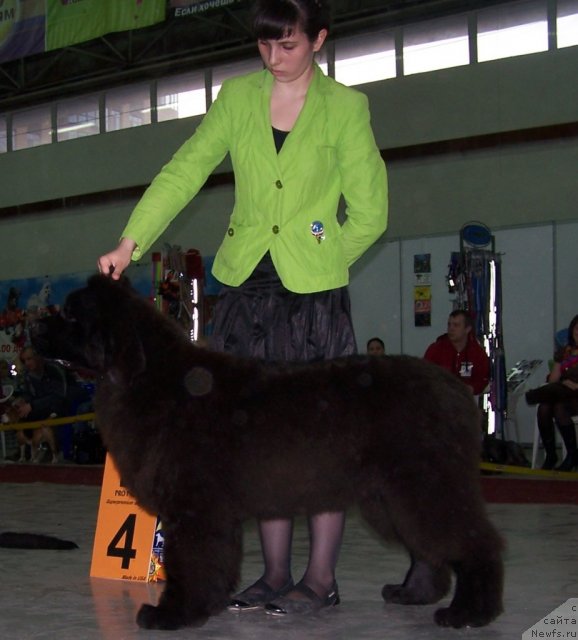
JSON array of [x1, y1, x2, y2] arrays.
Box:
[[413, 253, 431, 327]]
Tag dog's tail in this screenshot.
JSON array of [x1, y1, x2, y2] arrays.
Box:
[[0, 532, 78, 550]]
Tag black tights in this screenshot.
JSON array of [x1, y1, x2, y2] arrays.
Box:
[[258, 512, 345, 598], [536, 400, 578, 456]]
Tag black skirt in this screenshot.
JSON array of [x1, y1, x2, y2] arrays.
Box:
[[210, 253, 357, 362]]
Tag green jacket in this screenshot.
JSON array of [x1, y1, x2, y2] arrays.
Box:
[[123, 65, 388, 293]]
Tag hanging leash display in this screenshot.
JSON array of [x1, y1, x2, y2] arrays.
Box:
[[456, 222, 506, 438]]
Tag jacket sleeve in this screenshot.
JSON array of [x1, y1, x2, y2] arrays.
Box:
[[423, 342, 438, 363], [336, 92, 388, 266], [122, 82, 233, 259]]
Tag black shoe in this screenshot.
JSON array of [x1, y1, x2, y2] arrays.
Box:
[[555, 452, 578, 472], [227, 578, 294, 612], [265, 580, 340, 616], [541, 453, 558, 470]]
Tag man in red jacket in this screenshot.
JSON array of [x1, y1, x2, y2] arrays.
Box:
[[424, 310, 490, 395]]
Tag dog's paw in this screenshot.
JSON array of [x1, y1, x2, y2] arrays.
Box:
[[137, 604, 189, 630], [434, 605, 499, 628], [382, 583, 407, 603]]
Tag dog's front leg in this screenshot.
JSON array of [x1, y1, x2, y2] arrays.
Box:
[[137, 513, 243, 630]]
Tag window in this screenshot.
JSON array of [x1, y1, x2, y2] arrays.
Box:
[[404, 15, 469, 76], [12, 106, 52, 150], [477, 0, 548, 62], [335, 31, 396, 86], [157, 71, 207, 121], [557, 0, 578, 48], [105, 84, 151, 132], [57, 95, 100, 141], [212, 57, 263, 102], [0, 116, 6, 153]]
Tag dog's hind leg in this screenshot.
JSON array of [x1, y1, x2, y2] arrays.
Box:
[[390, 489, 503, 628], [434, 531, 504, 628], [382, 555, 451, 605], [359, 498, 451, 606], [137, 514, 243, 630]]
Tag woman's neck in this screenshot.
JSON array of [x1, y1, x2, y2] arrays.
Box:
[[270, 64, 315, 131]]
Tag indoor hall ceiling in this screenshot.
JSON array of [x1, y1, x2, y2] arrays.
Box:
[[0, 0, 510, 111]]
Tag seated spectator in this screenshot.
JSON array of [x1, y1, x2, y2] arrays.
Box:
[[366, 337, 385, 356], [424, 310, 490, 396], [14, 346, 88, 464], [532, 314, 578, 471]]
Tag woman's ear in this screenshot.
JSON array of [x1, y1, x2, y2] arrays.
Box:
[[313, 28, 328, 53]]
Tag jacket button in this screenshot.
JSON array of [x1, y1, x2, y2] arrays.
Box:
[[227, 228, 234, 236], [275, 180, 283, 189], [272, 225, 279, 234]]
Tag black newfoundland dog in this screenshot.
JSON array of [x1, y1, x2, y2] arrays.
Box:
[[32, 275, 503, 631]]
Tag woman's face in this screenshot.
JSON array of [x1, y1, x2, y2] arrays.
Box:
[[257, 26, 327, 84]]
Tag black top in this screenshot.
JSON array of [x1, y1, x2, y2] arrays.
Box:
[[272, 127, 289, 153]]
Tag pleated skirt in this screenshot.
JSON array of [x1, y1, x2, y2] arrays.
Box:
[[210, 252, 357, 362]]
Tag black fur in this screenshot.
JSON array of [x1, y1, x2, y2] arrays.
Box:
[[32, 275, 504, 631]]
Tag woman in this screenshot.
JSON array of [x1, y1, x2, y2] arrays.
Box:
[[98, 0, 388, 615], [535, 314, 578, 471], [367, 336, 386, 356]]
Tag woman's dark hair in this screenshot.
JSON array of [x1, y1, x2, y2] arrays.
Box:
[[251, 0, 331, 42], [567, 314, 578, 347], [367, 337, 385, 350]]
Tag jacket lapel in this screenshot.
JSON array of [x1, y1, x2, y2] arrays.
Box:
[[278, 65, 326, 168], [251, 65, 328, 170], [254, 70, 280, 165]]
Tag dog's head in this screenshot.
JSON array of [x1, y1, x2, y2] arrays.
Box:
[[31, 275, 146, 381]]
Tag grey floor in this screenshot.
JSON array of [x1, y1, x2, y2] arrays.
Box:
[[1, 481, 577, 640]]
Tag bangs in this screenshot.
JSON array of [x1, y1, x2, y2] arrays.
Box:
[[252, 4, 301, 41]]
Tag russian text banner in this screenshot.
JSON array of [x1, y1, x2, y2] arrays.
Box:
[[0, 0, 45, 64]]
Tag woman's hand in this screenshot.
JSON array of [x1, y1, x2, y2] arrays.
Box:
[[16, 401, 31, 419], [97, 238, 137, 280], [562, 379, 578, 391]]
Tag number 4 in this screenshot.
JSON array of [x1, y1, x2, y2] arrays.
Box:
[[107, 514, 137, 569]]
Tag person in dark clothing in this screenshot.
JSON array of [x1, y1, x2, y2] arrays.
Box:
[[15, 346, 72, 463], [534, 314, 578, 471]]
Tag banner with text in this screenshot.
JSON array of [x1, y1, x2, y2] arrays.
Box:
[[169, 0, 244, 18], [0, 0, 45, 63], [0, 0, 166, 64]]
